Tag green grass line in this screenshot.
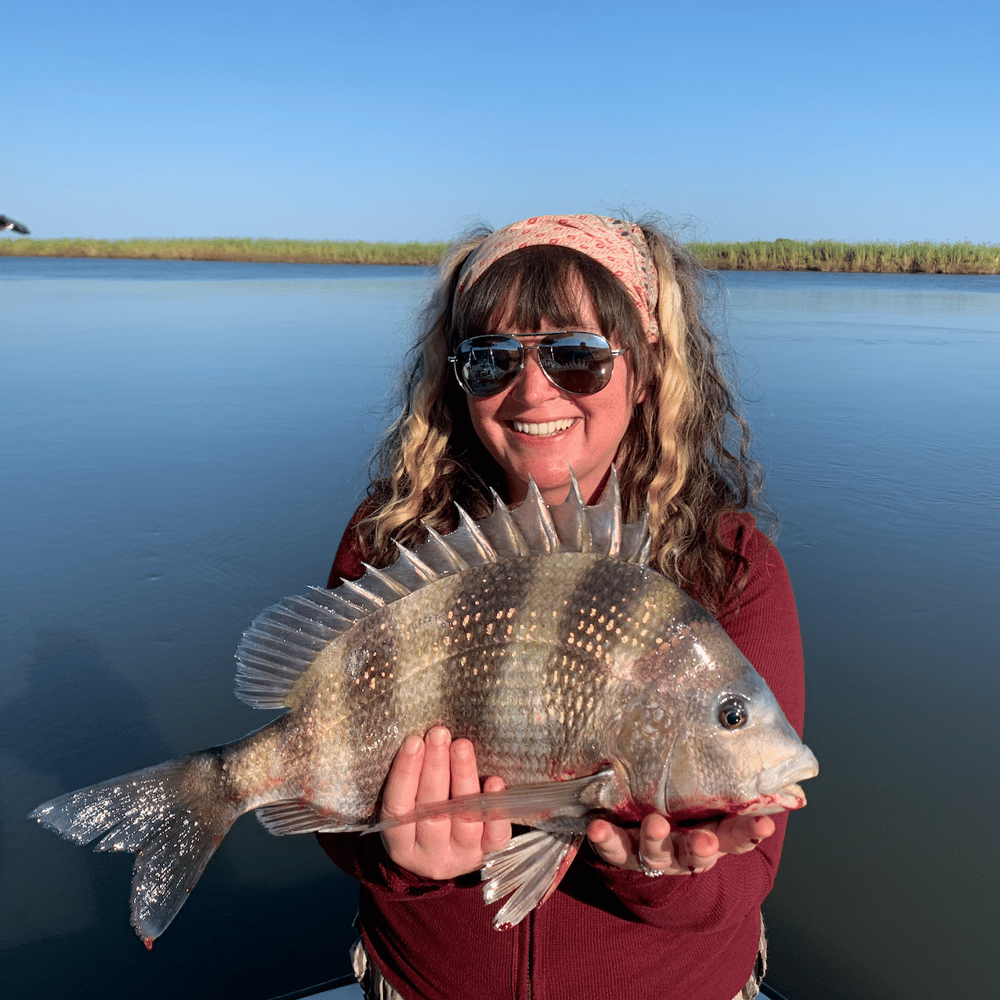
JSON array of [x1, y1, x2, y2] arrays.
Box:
[[688, 238, 1000, 275], [1, 236, 998, 274], [0, 237, 448, 266]]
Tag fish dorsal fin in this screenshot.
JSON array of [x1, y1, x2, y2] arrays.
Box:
[[509, 479, 560, 553], [234, 466, 652, 709], [621, 508, 651, 565], [585, 467, 623, 557], [548, 472, 590, 553], [475, 490, 531, 558]]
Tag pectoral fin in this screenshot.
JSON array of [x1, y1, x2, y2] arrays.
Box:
[[368, 767, 616, 833], [482, 830, 584, 929]]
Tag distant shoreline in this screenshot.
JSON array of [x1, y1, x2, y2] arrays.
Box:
[[1, 237, 997, 274]]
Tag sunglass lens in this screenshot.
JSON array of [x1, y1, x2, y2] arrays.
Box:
[[455, 337, 522, 396], [542, 335, 615, 394]]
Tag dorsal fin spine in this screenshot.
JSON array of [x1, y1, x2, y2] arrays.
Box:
[[420, 524, 470, 574], [509, 479, 559, 554], [550, 471, 590, 553], [353, 566, 412, 599], [392, 541, 440, 583], [454, 504, 499, 564]]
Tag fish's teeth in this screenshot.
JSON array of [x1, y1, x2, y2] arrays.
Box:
[[512, 418, 575, 436]]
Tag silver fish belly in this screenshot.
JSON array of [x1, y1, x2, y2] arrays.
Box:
[[30, 472, 818, 943]]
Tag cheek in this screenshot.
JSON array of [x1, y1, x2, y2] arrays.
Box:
[[466, 395, 502, 445]]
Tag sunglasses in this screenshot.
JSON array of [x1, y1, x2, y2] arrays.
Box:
[[448, 332, 628, 398]]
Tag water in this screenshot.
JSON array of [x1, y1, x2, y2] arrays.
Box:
[[2, 258, 997, 998]]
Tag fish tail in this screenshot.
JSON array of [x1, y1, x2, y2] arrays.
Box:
[[30, 751, 239, 945]]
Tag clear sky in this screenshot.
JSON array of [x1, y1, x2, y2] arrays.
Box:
[[4, 0, 998, 243]]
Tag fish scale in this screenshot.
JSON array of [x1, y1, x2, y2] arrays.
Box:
[[29, 471, 817, 944]]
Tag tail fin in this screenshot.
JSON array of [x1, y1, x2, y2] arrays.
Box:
[[30, 753, 238, 946]]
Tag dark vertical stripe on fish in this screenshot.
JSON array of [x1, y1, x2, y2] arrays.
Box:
[[339, 605, 405, 799], [437, 559, 539, 757], [540, 557, 653, 761]]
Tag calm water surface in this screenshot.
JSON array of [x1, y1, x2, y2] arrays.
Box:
[[2, 258, 997, 999]]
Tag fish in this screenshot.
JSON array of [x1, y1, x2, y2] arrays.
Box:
[[30, 472, 818, 946]]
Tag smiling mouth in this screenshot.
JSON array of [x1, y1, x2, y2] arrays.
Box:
[[511, 419, 576, 437]]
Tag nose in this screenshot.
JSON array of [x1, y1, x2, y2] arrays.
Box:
[[509, 346, 559, 401]]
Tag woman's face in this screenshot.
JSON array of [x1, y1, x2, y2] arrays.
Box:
[[465, 284, 642, 507]]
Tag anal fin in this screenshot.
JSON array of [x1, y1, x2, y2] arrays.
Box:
[[255, 800, 367, 835]]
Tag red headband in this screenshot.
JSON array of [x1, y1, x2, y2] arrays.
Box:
[[454, 214, 660, 337]]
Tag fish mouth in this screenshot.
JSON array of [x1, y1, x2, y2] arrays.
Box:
[[755, 748, 819, 796]]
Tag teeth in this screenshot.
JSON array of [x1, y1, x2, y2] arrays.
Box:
[[512, 419, 575, 436]]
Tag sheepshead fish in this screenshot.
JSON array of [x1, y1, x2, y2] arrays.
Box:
[[30, 473, 817, 945]]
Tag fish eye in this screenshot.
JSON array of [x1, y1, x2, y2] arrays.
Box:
[[718, 697, 748, 730]]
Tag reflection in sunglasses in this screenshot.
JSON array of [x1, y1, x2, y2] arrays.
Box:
[[449, 332, 628, 398]]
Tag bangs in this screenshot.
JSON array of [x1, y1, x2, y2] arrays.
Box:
[[452, 245, 643, 346]]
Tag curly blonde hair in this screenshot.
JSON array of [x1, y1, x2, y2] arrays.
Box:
[[352, 219, 765, 613]]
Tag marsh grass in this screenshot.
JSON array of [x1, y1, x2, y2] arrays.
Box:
[[1, 236, 997, 273], [688, 239, 1000, 274], [0, 237, 448, 266]]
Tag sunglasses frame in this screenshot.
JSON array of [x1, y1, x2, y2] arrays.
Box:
[[448, 331, 629, 398]]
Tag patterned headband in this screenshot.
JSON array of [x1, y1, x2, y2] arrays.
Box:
[[454, 214, 660, 337]]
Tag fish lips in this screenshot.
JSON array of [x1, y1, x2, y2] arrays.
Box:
[[731, 746, 819, 816], [661, 745, 819, 822], [755, 746, 819, 797]]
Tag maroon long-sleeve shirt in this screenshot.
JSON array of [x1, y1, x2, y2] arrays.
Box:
[[317, 511, 806, 1000]]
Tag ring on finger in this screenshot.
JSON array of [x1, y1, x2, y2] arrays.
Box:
[[637, 849, 667, 878]]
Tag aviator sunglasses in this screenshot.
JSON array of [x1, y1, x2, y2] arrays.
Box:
[[448, 332, 628, 398]]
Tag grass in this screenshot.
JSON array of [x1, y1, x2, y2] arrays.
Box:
[[1, 236, 997, 274], [687, 238, 1000, 274], [0, 237, 448, 266]]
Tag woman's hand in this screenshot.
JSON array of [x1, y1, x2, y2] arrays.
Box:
[[380, 726, 512, 880], [587, 812, 776, 876]]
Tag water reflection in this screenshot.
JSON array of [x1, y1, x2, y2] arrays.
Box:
[[2, 259, 996, 999]]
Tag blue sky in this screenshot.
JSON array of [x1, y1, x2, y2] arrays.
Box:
[[4, 0, 997, 243]]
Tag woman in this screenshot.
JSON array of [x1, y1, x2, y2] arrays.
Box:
[[318, 215, 804, 1000]]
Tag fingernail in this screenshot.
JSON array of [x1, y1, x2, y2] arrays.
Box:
[[427, 726, 449, 746], [402, 736, 422, 754]]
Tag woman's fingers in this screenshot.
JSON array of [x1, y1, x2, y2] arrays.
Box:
[[379, 729, 511, 879], [480, 775, 511, 854], [586, 818, 639, 869], [415, 726, 453, 804], [449, 737, 482, 797], [446, 737, 490, 851], [636, 812, 674, 864], [587, 811, 777, 876], [715, 813, 775, 854], [379, 734, 424, 855]]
